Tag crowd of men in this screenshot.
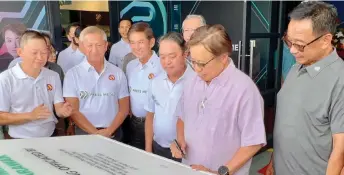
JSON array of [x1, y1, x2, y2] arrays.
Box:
[[0, 1, 344, 175]]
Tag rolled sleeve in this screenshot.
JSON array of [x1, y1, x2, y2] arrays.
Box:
[[63, 70, 78, 98], [144, 80, 155, 113], [330, 85, 344, 134], [118, 71, 129, 99], [0, 76, 11, 112], [238, 84, 266, 147], [53, 74, 64, 104]]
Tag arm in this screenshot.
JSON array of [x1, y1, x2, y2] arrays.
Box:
[[145, 112, 154, 152], [107, 97, 129, 134], [326, 133, 344, 175], [65, 97, 98, 134], [225, 85, 266, 174], [0, 112, 33, 125]]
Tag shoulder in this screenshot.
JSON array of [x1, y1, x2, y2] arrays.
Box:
[[0, 69, 12, 82], [42, 67, 59, 77], [126, 59, 139, 71], [111, 41, 122, 50]]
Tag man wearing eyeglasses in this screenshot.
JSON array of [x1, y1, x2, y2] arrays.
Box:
[[266, 2, 344, 175]]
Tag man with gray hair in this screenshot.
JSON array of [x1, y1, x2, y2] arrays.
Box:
[[182, 14, 206, 43], [63, 26, 129, 141], [267, 2, 344, 175]]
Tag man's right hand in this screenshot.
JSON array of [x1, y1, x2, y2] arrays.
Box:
[[170, 140, 186, 159], [30, 104, 51, 120]]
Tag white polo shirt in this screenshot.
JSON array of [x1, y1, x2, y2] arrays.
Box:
[[144, 66, 194, 147], [108, 39, 131, 69], [0, 63, 64, 138], [126, 52, 163, 118], [63, 59, 129, 127], [57, 46, 85, 73]]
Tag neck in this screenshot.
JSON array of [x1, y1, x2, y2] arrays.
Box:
[[122, 37, 129, 43], [21, 62, 41, 78], [168, 64, 187, 83], [139, 51, 153, 65], [70, 43, 78, 51], [88, 59, 104, 74]]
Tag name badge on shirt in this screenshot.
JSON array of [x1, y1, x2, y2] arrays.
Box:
[[47, 84, 53, 91], [148, 73, 155, 80]]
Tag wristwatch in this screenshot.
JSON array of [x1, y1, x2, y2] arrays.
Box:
[[218, 165, 230, 175]]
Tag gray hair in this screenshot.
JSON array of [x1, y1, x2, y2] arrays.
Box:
[[20, 30, 46, 48], [289, 1, 338, 35], [159, 32, 186, 52], [79, 26, 107, 42], [182, 14, 206, 29]]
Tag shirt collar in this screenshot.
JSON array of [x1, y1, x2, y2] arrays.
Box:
[[137, 51, 159, 69], [81, 58, 109, 73], [12, 62, 45, 80], [162, 64, 193, 82], [197, 58, 235, 87], [303, 49, 340, 78]]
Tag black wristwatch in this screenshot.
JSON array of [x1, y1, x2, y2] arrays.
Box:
[[218, 165, 230, 175]]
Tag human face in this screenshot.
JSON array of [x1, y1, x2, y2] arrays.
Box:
[[81, 33, 108, 62], [67, 26, 77, 43], [4, 30, 20, 58], [285, 19, 332, 65], [189, 44, 227, 82], [159, 40, 186, 76], [182, 18, 203, 42], [18, 38, 49, 69], [118, 20, 132, 39], [129, 32, 154, 60]]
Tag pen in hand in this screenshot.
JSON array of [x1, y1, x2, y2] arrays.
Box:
[[174, 139, 186, 158]]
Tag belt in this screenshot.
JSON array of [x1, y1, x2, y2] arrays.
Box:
[[131, 115, 145, 122]]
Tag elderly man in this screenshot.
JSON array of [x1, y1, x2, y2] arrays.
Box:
[[267, 2, 344, 175], [0, 30, 72, 139], [63, 26, 129, 140], [182, 14, 206, 43]]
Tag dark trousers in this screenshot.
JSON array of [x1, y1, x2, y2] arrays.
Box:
[[153, 141, 182, 162], [75, 127, 123, 141], [129, 115, 145, 150], [121, 116, 132, 144]]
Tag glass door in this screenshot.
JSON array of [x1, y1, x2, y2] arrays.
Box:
[[240, 1, 286, 148]]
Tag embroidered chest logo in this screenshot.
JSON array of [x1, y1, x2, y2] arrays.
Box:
[[47, 84, 53, 91], [108, 74, 115, 81], [148, 73, 155, 79]]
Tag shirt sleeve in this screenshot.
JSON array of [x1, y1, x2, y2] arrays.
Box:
[[144, 80, 155, 113], [63, 70, 78, 98], [175, 91, 185, 121], [53, 73, 64, 104], [238, 82, 267, 147], [329, 82, 344, 134], [118, 70, 129, 99], [0, 75, 11, 112]]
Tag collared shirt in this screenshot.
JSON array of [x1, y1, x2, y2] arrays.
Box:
[[126, 51, 163, 118], [57, 45, 85, 73], [0, 63, 64, 138], [8, 57, 64, 84], [274, 49, 344, 175], [63, 59, 129, 127], [122, 52, 137, 74], [109, 39, 131, 69], [176, 61, 266, 173], [145, 65, 195, 148]]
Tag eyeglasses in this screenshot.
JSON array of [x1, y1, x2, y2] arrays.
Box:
[[187, 56, 216, 71], [282, 33, 326, 52]]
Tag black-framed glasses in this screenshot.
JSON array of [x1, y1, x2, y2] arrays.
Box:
[[282, 33, 326, 52], [187, 56, 216, 71]]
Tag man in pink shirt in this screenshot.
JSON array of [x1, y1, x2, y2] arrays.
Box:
[[170, 24, 266, 175]]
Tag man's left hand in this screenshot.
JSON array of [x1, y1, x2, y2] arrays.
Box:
[[191, 165, 218, 174], [58, 102, 73, 118], [96, 128, 113, 138]]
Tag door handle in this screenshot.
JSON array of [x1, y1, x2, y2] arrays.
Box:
[[249, 40, 255, 78], [237, 40, 242, 70]]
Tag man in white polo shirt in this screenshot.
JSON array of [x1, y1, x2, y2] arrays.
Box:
[[63, 26, 129, 140], [109, 18, 132, 69], [0, 30, 72, 139], [57, 23, 85, 73], [126, 22, 163, 149], [144, 32, 194, 161]]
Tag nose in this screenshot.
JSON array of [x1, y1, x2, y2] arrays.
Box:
[[289, 45, 299, 55], [14, 40, 19, 48]]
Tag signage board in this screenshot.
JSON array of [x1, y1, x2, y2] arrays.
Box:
[[0, 135, 210, 175]]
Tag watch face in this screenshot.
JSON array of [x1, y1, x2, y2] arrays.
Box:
[[218, 166, 229, 175]]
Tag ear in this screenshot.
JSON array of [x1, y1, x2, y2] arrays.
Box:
[[220, 53, 228, 63], [149, 38, 155, 49], [67, 35, 72, 42], [16, 48, 23, 57], [323, 33, 333, 47], [104, 41, 109, 50]]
